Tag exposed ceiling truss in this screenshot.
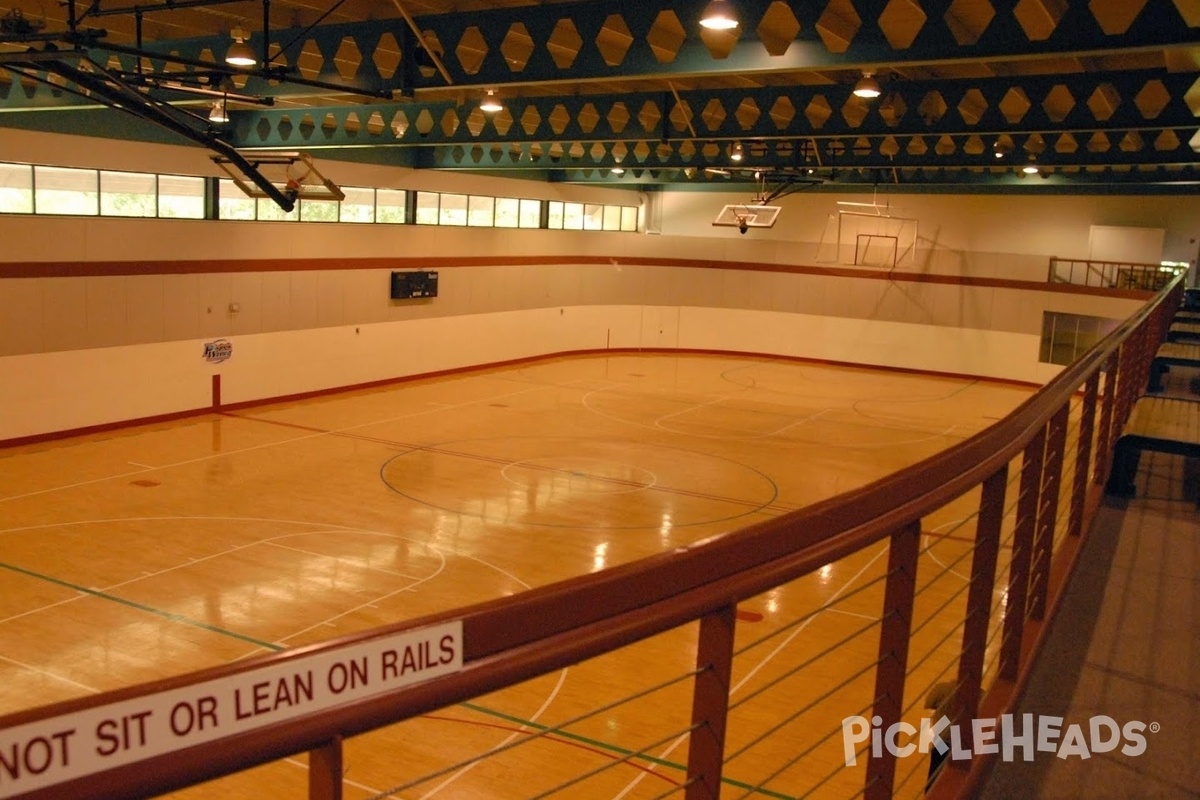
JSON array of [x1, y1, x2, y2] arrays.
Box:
[[2, 0, 1200, 199]]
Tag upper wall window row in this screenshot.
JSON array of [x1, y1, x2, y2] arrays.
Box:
[[412, 192, 543, 229], [0, 163, 206, 218], [547, 201, 638, 232], [0, 161, 640, 233]]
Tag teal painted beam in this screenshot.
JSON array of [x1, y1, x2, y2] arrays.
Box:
[[3, 1, 1198, 109], [420, 136, 1200, 171], [549, 165, 1200, 194], [366, 0, 1200, 89], [217, 70, 1200, 150]]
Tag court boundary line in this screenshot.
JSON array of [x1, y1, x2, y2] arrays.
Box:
[[0, 515, 605, 797], [0, 349, 1042, 452], [580, 382, 970, 449], [0, 512, 888, 798], [0, 384, 551, 504]]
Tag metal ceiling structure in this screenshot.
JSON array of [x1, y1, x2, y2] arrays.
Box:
[[2, 0, 1200, 198]]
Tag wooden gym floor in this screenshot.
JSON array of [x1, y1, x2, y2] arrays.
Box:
[[0, 353, 1035, 799]]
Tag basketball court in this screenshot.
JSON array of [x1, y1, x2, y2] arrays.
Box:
[[0, 352, 1036, 799]]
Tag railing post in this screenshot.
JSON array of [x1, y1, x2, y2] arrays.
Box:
[[1093, 353, 1119, 486], [1029, 405, 1068, 621], [1130, 323, 1154, 390], [1069, 372, 1099, 537], [1114, 335, 1145, 430], [864, 521, 921, 800], [308, 736, 343, 800], [1154, 292, 1175, 343], [685, 604, 736, 800], [950, 465, 1007, 755], [1000, 426, 1046, 681]]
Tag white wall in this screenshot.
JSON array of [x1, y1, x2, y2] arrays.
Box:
[[0, 302, 1065, 442], [660, 190, 1200, 277], [0, 261, 1146, 358]]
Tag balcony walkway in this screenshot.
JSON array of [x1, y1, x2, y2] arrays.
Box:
[[980, 371, 1200, 799]]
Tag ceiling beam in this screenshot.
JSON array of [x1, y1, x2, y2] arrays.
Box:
[[3, 1, 1199, 107]]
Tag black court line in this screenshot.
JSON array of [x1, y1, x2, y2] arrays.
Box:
[[224, 412, 796, 515]]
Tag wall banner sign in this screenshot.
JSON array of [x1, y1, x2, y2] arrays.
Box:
[[0, 620, 463, 798], [203, 339, 233, 363]]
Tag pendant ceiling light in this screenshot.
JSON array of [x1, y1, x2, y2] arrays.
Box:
[[853, 73, 882, 99], [208, 100, 229, 124], [479, 89, 503, 113], [700, 0, 739, 30], [225, 29, 256, 67]]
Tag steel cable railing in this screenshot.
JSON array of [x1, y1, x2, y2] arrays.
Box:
[[359, 665, 703, 800], [973, 454, 1025, 685], [524, 722, 704, 800], [731, 700, 876, 800], [730, 572, 893, 669], [890, 677, 968, 797], [727, 615, 884, 729]]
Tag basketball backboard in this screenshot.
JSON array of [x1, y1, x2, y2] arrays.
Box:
[[211, 151, 345, 205], [712, 204, 782, 232]]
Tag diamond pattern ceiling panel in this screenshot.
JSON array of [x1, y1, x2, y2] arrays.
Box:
[[235, 71, 1199, 149], [1, 0, 1199, 191]]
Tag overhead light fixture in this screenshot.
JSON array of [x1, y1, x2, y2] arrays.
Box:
[[479, 89, 503, 113], [730, 141, 744, 162], [611, 167, 625, 175], [208, 99, 229, 124], [853, 73, 882, 99], [993, 140, 1008, 159], [700, 0, 739, 30], [225, 28, 256, 67], [1023, 162, 1040, 175]]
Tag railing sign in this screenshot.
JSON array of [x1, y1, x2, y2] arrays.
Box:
[[0, 620, 463, 798]]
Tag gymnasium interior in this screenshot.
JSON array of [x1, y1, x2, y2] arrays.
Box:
[[0, 1, 1197, 798]]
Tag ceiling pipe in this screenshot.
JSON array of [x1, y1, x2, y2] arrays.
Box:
[[667, 82, 697, 139], [47, 56, 296, 210], [81, 0, 250, 19], [118, 74, 274, 105], [389, 0, 453, 86], [260, 0, 270, 69]]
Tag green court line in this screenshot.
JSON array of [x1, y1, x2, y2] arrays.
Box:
[[7, 561, 798, 799], [0, 560, 280, 651], [459, 701, 799, 800]]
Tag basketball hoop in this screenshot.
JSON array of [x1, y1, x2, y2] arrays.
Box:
[[284, 159, 312, 193]]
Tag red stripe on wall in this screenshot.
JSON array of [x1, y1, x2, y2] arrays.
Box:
[[0, 255, 1153, 298]]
